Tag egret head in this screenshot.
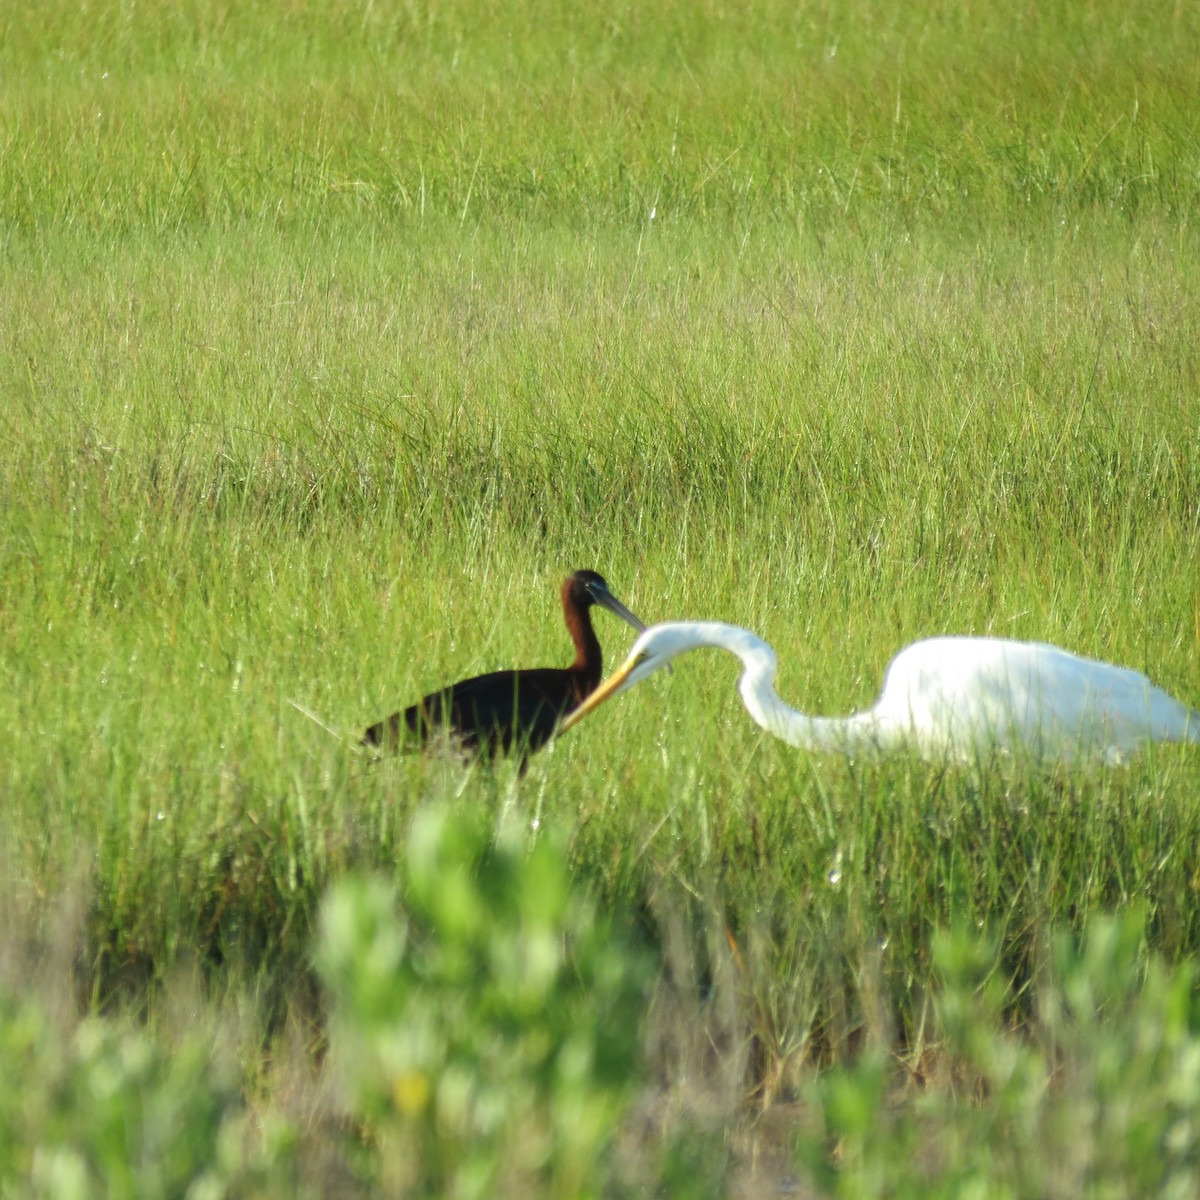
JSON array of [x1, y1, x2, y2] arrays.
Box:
[[559, 622, 733, 733]]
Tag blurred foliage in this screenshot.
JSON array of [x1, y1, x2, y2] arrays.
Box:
[[317, 803, 671, 1198], [795, 908, 1200, 1197], [0, 997, 242, 1199]]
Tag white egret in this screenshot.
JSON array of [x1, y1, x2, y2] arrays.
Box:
[[559, 621, 1200, 768]]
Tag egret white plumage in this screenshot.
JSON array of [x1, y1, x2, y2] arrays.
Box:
[[558, 621, 1200, 768]]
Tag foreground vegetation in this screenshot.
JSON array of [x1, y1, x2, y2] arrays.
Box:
[[3, 0, 1199, 1192]]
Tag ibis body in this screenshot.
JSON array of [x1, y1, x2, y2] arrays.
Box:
[[363, 570, 647, 765]]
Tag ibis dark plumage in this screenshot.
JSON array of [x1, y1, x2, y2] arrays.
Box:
[[362, 569, 647, 764]]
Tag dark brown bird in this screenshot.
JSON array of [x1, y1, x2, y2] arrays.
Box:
[[362, 570, 647, 764]]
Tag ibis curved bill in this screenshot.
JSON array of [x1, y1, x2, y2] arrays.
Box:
[[362, 570, 647, 766], [559, 620, 1200, 768]]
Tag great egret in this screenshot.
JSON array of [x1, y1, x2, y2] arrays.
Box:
[[559, 621, 1200, 767], [362, 570, 648, 765]]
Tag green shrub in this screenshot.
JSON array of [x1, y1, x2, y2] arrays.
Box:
[[0, 997, 241, 1200], [795, 909, 1200, 1198], [316, 804, 653, 1199]]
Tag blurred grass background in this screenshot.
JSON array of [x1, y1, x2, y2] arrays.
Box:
[[2, 0, 1199, 1192]]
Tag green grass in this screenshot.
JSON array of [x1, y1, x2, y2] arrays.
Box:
[[3, 0, 1200, 1192]]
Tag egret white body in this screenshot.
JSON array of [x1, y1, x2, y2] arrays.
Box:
[[559, 622, 1200, 768]]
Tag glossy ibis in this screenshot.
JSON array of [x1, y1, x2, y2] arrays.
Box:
[[362, 570, 647, 764], [560, 621, 1200, 768]]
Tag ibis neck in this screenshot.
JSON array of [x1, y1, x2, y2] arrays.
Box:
[[563, 588, 602, 689]]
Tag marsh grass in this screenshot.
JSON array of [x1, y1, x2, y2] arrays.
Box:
[[3, 0, 1200, 1191]]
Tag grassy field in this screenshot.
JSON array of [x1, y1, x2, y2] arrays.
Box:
[[3, 0, 1200, 1193]]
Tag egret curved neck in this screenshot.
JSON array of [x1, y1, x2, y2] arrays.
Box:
[[735, 646, 888, 756]]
